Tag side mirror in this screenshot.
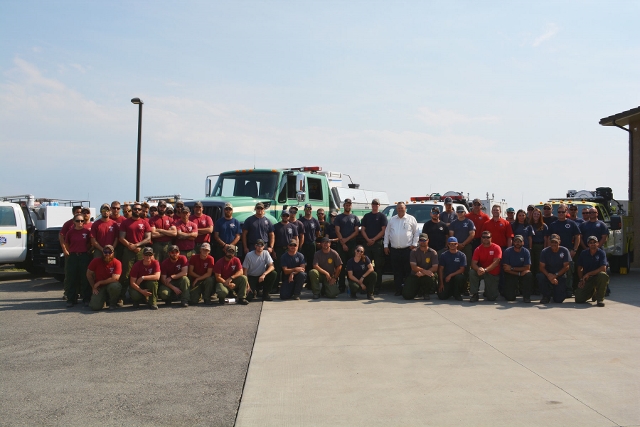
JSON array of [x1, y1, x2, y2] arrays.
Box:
[[205, 177, 212, 197], [610, 215, 622, 231], [296, 173, 306, 202]]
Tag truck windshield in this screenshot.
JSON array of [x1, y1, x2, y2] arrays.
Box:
[[211, 172, 279, 199]]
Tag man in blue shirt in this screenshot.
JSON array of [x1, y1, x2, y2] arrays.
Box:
[[279, 240, 307, 300], [547, 203, 581, 296], [575, 236, 609, 307], [538, 234, 572, 304], [335, 199, 361, 290], [502, 235, 533, 303], [579, 207, 609, 250], [437, 237, 466, 301], [242, 202, 275, 257], [213, 203, 242, 261]]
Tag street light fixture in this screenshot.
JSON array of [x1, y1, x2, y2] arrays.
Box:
[[131, 97, 143, 202]]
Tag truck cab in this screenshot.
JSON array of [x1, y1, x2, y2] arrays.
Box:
[[0, 202, 30, 267]]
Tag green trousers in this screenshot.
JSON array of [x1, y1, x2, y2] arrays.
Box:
[[189, 276, 215, 304], [130, 280, 159, 306], [348, 272, 377, 297], [65, 252, 91, 303], [575, 272, 609, 303], [152, 241, 171, 263], [89, 282, 122, 310], [158, 276, 190, 303], [120, 248, 143, 300], [469, 270, 500, 300], [403, 274, 437, 300], [216, 275, 248, 300], [364, 240, 385, 291], [308, 269, 340, 298]]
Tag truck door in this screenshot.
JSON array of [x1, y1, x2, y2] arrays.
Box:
[[0, 204, 27, 263]]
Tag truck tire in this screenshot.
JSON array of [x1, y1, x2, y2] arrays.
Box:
[[621, 253, 631, 272], [609, 255, 620, 274]]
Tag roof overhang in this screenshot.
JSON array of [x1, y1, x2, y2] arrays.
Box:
[[599, 106, 640, 127]]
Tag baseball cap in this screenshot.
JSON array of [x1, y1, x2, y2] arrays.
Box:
[[418, 233, 429, 241], [447, 237, 458, 243], [281, 210, 290, 217], [304, 203, 312, 209], [289, 206, 299, 211], [224, 202, 233, 209], [344, 198, 352, 204], [200, 242, 211, 251], [158, 200, 167, 207], [444, 197, 453, 204], [506, 207, 515, 213], [372, 198, 380, 205], [226, 245, 237, 254], [587, 235, 598, 243], [100, 203, 110, 211], [513, 235, 524, 242], [288, 240, 298, 246], [103, 245, 115, 254], [168, 245, 180, 252], [175, 200, 184, 206], [319, 237, 330, 243], [181, 206, 190, 214], [142, 247, 154, 255], [549, 234, 560, 243], [255, 239, 265, 245], [431, 206, 440, 213], [456, 206, 466, 213], [330, 210, 338, 217], [255, 202, 265, 209]]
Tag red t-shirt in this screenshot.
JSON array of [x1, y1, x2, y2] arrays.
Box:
[[190, 254, 215, 275], [190, 214, 213, 243], [472, 243, 502, 275], [111, 215, 126, 225], [479, 218, 513, 248], [150, 215, 175, 243], [121, 218, 151, 244], [90, 219, 119, 247], [88, 257, 122, 282], [130, 259, 161, 279], [161, 256, 189, 277], [59, 218, 75, 238], [174, 219, 198, 251], [65, 227, 91, 253], [213, 257, 243, 280], [465, 211, 490, 236]]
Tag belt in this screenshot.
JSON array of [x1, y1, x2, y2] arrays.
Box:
[[391, 246, 409, 250], [69, 252, 87, 255]]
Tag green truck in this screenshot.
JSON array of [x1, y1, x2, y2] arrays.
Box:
[[185, 166, 388, 252]]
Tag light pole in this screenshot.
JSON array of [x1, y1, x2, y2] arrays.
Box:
[[131, 98, 143, 202]]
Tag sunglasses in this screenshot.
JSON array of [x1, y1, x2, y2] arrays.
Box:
[[355, 249, 364, 253], [111, 207, 120, 210], [527, 207, 534, 211], [143, 253, 153, 256], [481, 236, 491, 239], [255, 243, 265, 246], [224, 207, 232, 210], [74, 220, 84, 223], [132, 208, 142, 211], [103, 250, 113, 254], [557, 210, 566, 214]]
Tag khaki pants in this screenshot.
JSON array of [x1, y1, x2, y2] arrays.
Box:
[[130, 280, 159, 306], [89, 282, 122, 310], [216, 276, 248, 300], [575, 272, 609, 303], [158, 277, 190, 303]]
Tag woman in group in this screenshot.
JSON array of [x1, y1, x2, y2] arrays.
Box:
[[529, 208, 549, 292], [512, 209, 533, 250], [346, 245, 376, 300]]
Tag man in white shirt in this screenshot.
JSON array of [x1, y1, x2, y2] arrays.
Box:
[[384, 202, 419, 296]]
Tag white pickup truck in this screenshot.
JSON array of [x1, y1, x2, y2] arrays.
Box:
[[0, 201, 30, 268]]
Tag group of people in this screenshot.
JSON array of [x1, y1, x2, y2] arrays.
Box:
[[59, 196, 611, 311], [385, 197, 610, 307]]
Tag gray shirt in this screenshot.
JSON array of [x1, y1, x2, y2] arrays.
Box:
[[242, 250, 274, 276]]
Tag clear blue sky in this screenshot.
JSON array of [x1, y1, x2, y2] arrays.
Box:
[[1, 1, 638, 208]]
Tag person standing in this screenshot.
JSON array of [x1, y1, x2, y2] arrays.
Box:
[[242, 202, 275, 257], [190, 201, 214, 254], [529, 208, 548, 283], [448, 205, 475, 294], [299, 203, 320, 273], [466, 198, 490, 251], [289, 206, 306, 249], [64, 214, 92, 307], [86, 245, 122, 311], [273, 210, 298, 286], [421, 206, 449, 253], [334, 199, 360, 290], [404, 234, 438, 300], [90, 204, 119, 258], [213, 203, 241, 261], [174, 206, 198, 259], [439, 197, 456, 226], [360, 198, 387, 294], [547, 203, 581, 295], [479, 205, 513, 250], [579, 207, 609, 250], [469, 231, 502, 302], [384, 202, 419, 296], [150, 200, 177, 262], [512, 209, 533, 250], [505, 207, 516, 225], [118, 203, 152, 304], [542, 203, 558, 226]]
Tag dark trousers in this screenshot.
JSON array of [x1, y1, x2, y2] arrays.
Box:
[[364, 240, 385, 291], [280, 271, 307, 300], [403, 274, 437, 300], [337, 240, 357, 287], [438, 274, 465, 300], [247, 271, 277, 299], [504, 272, 533, 301], [390, 247, 411, 293], [537, 272, 566, 303]]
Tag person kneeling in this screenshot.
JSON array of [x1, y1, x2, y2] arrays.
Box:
[[87, 245, 122, 311], [404, 234, 438, 300], [502, 235, 533, 303], [437, 237, 465, 301], [575, 236, 609, 307], [213, 245, 249, 305], [159, 245, 190, 307], [129, 247, 160, 310], [347, 245, 376, 300]]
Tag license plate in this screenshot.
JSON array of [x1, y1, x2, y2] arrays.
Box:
[[47, 257, 56, 265]]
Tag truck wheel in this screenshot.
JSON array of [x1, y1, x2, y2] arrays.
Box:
[[621, 253, 631, 272], [53, 274, 65, 282], [609, 256, 619, 274]]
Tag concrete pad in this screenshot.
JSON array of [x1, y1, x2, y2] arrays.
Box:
[[237, 273, 640, 427]]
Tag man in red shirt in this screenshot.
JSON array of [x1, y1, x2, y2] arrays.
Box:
[[188, 242, 215, 305], [190, 201, 214, 254], [87, 245, 122, 311], [479, 205, 513, 249], [64, 214, 92, 307], [150, 200, 177, 262], [118, 203, 152, 305], [90, 204, 119, 259], [59, 205, 83, 300], [465, 198, 490, 251], [159, 245, 190, 307], [469, 231, 502, 302], [129, 247, 161, 310], [213, 245, 249, 305], [174, 206, 198, 258]]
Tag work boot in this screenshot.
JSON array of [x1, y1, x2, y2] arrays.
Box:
[[469, 293, 479, 302]]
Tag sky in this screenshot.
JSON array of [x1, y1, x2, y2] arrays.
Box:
[[1, 0, 639, 210]]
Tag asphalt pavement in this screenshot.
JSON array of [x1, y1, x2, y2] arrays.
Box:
[[0, 271, 261, 427]]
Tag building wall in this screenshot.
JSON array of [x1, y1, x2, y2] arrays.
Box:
[[632, 118, 640, 267]]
